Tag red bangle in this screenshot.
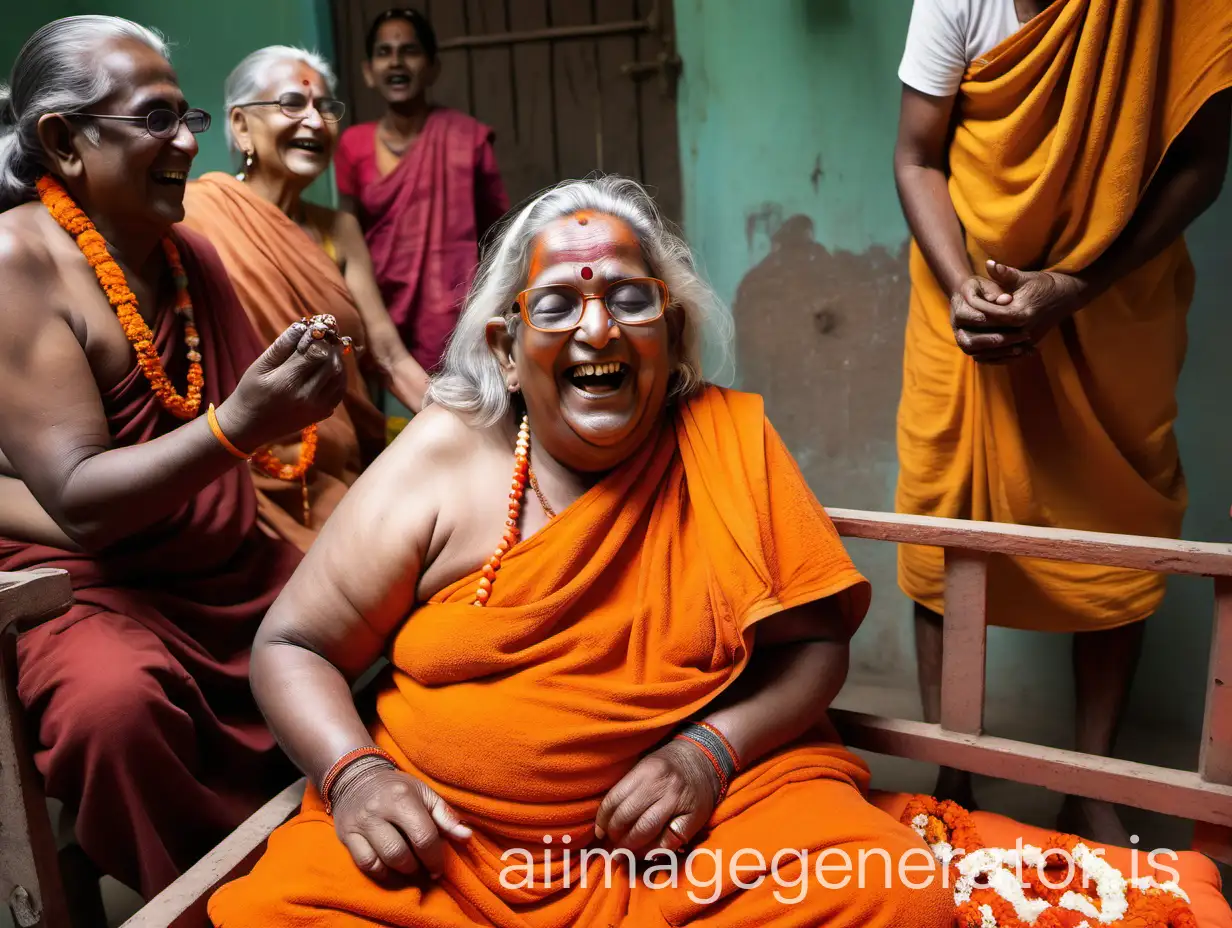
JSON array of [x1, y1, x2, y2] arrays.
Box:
[[320, 746, 397, 815], [674, 733, 730, 798], [696, 721, 742, 772]]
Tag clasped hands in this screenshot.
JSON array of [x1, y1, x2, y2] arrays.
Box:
[[330, 738, 723, 880], [950, 259, 1089, 363]]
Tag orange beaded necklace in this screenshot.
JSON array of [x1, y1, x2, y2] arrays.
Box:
[[39, 174, 319, 524], [473, 415, 557, 606]]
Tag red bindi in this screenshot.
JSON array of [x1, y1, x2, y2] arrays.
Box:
[[302, 80, 310, 86], [580, 266, 594, 280]]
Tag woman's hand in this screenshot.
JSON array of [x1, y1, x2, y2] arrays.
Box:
[[331, 761, 472, 880], [216, 321, 348, 451], [594, 739, 720, 855]]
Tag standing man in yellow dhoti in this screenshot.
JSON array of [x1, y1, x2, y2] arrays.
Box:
[[893, 0, 1232, 845]]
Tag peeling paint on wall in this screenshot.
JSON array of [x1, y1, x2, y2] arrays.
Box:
[[732, 213, 911, 673]]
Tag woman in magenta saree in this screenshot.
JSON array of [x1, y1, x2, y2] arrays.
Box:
[[335, 7, 510, 372]]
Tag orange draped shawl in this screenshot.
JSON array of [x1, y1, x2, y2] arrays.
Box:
[[181, 173, 385, 551], [209, 388, 953, 927], [896, 0, 1232, 631]]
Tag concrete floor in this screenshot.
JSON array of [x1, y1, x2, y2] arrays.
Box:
[[5, 671, 1225, 926]]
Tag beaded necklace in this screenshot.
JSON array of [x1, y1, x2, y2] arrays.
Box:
[[472, 415, 558, 606]]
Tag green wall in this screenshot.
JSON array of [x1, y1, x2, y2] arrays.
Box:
[[675, 0, 1232, 743], [2, 2, 336, 199]]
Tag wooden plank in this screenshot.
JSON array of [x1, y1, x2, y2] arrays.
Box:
[[0, 569, 73, 634], [466, 0, 518, 196], [507, 0, 558, 200], [438, 19, 649, 49], [119, 779, 306, 928], [940, 549, 987, 735], [833, 711, 1232, 827], [1200, 576, 1232, 784], [633, 0, 681, 223], [430, 0, 474, 116], [826, 508, 1232, 578], [596, 0, 642, 180], [549, 0, 600, 180]]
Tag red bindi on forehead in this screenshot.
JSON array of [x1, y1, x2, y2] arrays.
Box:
[[528, 212, 641, 282]]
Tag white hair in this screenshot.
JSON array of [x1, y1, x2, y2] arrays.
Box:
[[429, 175, 735, 428], [223, 45, 337, 151], [0, 16, 168, 212]]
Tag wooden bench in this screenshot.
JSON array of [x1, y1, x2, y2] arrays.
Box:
[[3, 509, 1230, 926]]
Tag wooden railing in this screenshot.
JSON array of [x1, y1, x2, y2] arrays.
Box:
[[9, 510, 1232, 927], [825, 509, 1232, 861]]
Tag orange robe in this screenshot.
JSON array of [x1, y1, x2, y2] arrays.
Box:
[[209, 388, 953, 927], [896, 0, 1232, 631], [181, 173, 386, 551]]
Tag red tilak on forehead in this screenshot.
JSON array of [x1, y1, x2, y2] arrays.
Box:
[[580, 266, 594, 279]]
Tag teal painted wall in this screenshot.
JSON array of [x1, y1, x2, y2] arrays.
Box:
[[2, 3, 336, 201], [675, 0, 1232, 746]]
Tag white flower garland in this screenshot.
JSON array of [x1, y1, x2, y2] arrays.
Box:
[[909, 814, 1187, 928]]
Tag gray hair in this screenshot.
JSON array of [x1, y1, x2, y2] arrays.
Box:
[[0, 16, 168, 212], [224, 46, 337, 152], [429, 175, 735, 427]]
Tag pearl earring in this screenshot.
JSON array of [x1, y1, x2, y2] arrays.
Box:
[[236, 150, 254, 182]]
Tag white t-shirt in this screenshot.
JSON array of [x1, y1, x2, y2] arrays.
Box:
[[898, 0, 1022, 97]]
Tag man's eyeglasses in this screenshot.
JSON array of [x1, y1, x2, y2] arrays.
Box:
[[512, 278, 670, 333], [235, 92, 345, 123], [71, 108, 211, 140]]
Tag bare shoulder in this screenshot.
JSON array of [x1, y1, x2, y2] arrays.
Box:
[[336, 405, 498, 513], [0, 205, 74, 325], [0, 205, 59, 279], [315, 403, 508, 580], [382, 403, 501, 477]]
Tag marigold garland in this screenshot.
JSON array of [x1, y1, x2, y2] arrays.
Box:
[[902, 795, 1198, 928], [37, 174, 203, 420], [38, 174, 319, 518]]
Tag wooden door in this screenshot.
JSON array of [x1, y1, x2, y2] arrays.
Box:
[[330, 0, 683, 222]]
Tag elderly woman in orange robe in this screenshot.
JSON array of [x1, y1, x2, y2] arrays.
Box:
[[183, 46, 430, 549], [208, 176, 953, 927]]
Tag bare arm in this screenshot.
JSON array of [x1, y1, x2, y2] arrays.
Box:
[[249, 407, 461, 787], [334, 210, 430, 412], [0, 235, 346, 552], [894, 84, 971, 296], [0, 278, 247, 551], [699, 600, 850, 769], [1075, 90, 1231, 301], [0, 475, 78, 550]]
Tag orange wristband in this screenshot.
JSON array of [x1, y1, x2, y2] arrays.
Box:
[[207, 403, 250, 460]]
